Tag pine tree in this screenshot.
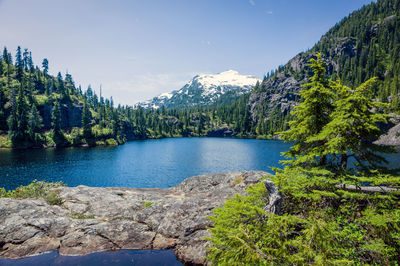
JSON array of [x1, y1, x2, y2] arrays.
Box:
[[307, 77, 395, 173], [82, 102, 92, 140], [7, 86, 18, 133], [15, 46, 23, 81], [2, 47, 10, 65], [28, 103, 43, 139], [51, 101, 64, 145], [42, 58, 49, 76], [16, 84, 29, 138], [280, 54, 335, 166]]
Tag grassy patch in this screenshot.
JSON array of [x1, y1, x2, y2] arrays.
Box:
[[68, 212, 95, 219], [232, 176, 244, 186], [138, 201, 154, 210], [0, 135, 12, 148], [44, 190, 64, 205], [0, 180, 65, 205]]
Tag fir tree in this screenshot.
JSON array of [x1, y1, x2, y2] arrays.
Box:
[[51, 101, 65, 145], [15, 46, 23, 81], [82, 102, 92, 140], [27, 103, 43, 139], [42, 58, 49, 76], [280, 54, 335, 166], [308, 77, 396, 173], [7, 87, 18, 133]]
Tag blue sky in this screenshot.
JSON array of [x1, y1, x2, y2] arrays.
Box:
[[0, 0, 374, 105]]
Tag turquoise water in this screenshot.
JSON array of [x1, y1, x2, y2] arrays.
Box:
[[0, 138, 398, 265], [0, 138, 292, 265], [0, 138, 292, 190]]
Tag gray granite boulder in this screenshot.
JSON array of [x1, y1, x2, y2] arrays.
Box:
[[0, 171, 277, 265]]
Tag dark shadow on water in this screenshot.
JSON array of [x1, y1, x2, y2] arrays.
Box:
[[0, 250, 182, 266]]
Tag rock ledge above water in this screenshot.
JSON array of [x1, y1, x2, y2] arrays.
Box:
[[0, 171, 271, 265]]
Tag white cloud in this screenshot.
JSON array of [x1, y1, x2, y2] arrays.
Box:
[[266, 10, 273, 15], [201, 40, 212, 45], [249, 0, 255, 6]]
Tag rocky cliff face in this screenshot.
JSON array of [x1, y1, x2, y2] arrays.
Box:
[[38, 103, 83, 130], [248, 7, 400, 136], [248, 43, 344, 126], [0, 171, 278, 265]]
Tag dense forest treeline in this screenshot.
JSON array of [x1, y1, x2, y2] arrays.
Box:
[[1, 0, 399, 148], [0, 47, 258, 148]]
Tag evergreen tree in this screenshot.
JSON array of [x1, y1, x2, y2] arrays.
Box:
[[56, 72, 65, 96], [7, 87, 18, 133], [15, 46, 23, 81], [27, 104, 43, 142], [2, 47, 11, 65], [16, 84, 29, 138], [42, 58, 49, 76], [51, 101, 65, 145], [82, 102, 92, 140], [308, 77, 395, 173], [280, 54, 335, 166]]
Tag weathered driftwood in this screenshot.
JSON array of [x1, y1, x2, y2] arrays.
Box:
[[262, 179, 283, 215], [336, 184, 399, 194]]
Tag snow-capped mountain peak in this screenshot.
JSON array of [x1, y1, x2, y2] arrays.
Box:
[[137, 70, 260, 109]]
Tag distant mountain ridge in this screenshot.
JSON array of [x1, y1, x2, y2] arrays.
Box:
[[137, 70, 260, 109]]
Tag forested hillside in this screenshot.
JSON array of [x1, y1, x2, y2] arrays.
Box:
[[1, 0, 399, 148], [249, 0, 400, 136], [0, 46, 139, 148], [0, 48, 255, 148]]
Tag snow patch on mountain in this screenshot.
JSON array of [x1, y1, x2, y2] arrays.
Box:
[[137, 70, 260, 109]]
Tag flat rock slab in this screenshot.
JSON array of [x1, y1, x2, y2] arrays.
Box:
[[0, 171, 269, 265]]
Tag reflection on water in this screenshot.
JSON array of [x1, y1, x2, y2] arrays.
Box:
[[0, 250, 182, 266], [0, 138, 292, 190]]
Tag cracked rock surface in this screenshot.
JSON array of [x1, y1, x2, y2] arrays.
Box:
[[0, 171, 270, 265]]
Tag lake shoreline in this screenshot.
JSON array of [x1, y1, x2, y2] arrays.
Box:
[[0, 134, 281, 150], [0, 171, 272, 265]]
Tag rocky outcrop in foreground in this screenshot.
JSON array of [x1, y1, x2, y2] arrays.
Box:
[[0, 171, 273, 265]]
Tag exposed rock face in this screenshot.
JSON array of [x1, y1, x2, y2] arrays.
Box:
[[38, 103, 83, 130], [0, 171, 276, 265], [375, 123, 400, 146], [206, 127, 236, 137], [248, 43, 345, 126], [249, 75, 301, 124]]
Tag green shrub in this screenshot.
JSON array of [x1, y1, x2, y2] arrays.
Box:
[[207, 170, 400, 265], [44, 132, 55, 146], [0, 135, 12, 148], [105, 138, 118, 146], [0, 180, 66, 201], [69, 128, 83, 146], [34, 94, 50, 106], [44, 190, 63, 205]]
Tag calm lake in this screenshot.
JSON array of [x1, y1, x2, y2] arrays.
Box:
[[0, 138, 293, 190], [0, 138, 398, 265]]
